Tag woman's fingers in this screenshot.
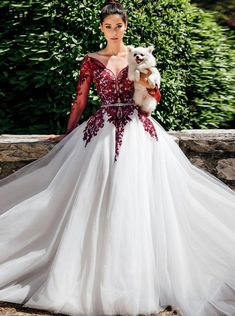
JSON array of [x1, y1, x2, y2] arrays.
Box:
[[138, 70, 155, 89], [51, 135, 65, 142], [40, 135, 65, 142], [39, 135, 55, 141]]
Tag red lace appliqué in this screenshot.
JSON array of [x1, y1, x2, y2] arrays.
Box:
[[137, 107, 158, 141], [83, 105, 135, 162], [83, 107, 105, 146], [68, 54, 159, 162], [147, 84, 161, 103], [106, 105, 135, 161], [65, 55, 92, 135], [83, 104, 158, 162]]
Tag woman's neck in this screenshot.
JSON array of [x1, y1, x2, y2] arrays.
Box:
[[100, 42, 128, 56]]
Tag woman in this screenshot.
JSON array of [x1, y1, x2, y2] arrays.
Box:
[[0, 1, 235, 316]]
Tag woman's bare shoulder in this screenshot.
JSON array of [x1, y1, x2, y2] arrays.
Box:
[[86, 51, 102, 58]]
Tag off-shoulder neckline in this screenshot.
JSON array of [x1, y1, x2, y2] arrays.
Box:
[[85, 54, 128, 80]]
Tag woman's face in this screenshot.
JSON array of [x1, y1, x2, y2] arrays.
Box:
[[99, 14, 127, 43]]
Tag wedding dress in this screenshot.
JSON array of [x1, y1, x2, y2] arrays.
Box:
[[0, 54, 235, 316]]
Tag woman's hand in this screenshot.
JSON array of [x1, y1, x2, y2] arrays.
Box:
[[138, 69, 155, 89], [40, 134, 66, 143]]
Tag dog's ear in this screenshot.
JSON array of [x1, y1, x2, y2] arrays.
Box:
[[147, 45, 154, 53], [127, 45, 134, 53]]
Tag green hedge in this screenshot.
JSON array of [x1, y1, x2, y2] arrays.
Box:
[[0, 0, 234, 134], [0, 0, 52, 133], [191, 0, 235, 24], [188, 6, 235, 128]]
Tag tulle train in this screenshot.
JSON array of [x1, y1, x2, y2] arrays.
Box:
[[0, 108, 235, 316]]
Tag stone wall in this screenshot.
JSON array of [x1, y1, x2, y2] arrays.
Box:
[[169, 129, 235, 191], [0, 129, 235, 190]]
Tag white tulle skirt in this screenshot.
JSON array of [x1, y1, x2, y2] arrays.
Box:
[[0, 105, 235, 316]]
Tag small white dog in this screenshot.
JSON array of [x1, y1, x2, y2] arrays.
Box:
[[127, 45, 161, 116]]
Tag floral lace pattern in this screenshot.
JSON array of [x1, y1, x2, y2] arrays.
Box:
[[87, 55, 134, 105], [83, 104, 158, 162], [106, 105, 135, 162], [67, 54, 159, 162], [65, 56, 92, 135], [83, 105, 135, 162], [137, 108, 158, 141], [83, 107, 105, 146]]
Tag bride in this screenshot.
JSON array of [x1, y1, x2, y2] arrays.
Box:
[[0, 1, 235, 316]]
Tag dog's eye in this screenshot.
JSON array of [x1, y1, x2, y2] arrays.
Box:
[[140, 53, 144, 56], [134, 53, 137, 56]]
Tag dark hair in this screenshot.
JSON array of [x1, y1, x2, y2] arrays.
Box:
[[100, 0, 128, 24]]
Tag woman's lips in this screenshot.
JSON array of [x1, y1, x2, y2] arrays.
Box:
[[111, 38, 118, 40]]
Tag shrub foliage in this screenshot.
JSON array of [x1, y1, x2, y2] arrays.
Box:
[[0, 0, 234, 134]]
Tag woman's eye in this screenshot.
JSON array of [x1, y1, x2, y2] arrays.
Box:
[[117, 25, 122, 28]]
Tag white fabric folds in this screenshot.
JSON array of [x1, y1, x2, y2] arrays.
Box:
[[0, 110, 235, 316]]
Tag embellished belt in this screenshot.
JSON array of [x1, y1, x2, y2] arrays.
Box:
[[100, 102, 135, 107], [83, 100, 158, 163]]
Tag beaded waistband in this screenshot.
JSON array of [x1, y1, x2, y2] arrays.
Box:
[[100, 102, 135, 107]]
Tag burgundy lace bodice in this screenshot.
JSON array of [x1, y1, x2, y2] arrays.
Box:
[[88, 55, 135, 105], [66, 54, 160, 162]]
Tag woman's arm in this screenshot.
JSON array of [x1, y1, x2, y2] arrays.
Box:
[[138, 70, 155, 89], [45, 55, 92, 142], [65, 55, 92, 135], [138, 70, 161, 103]]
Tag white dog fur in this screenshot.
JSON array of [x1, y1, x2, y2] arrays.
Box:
[[127, 45, 161, 116]]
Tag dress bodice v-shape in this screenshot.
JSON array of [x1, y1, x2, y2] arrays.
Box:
[[65, 54, 159, 162], [85, 54, 135, 105]]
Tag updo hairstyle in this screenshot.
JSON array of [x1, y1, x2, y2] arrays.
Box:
[[100, 0, 128, 24]]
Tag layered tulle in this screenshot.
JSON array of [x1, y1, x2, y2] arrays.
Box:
[[0, 106, 235, 316]]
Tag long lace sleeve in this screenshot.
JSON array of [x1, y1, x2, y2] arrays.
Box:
[[65, 55, 92, 135], [146, 68, 161, 103]]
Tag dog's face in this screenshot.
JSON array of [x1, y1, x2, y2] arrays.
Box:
[[127, 45, 154, 65]]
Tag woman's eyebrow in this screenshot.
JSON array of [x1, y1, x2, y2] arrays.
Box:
[[104, 23, 123, 25]]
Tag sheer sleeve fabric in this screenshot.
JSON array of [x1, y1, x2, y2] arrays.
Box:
[[65, 55, 92, 135]]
